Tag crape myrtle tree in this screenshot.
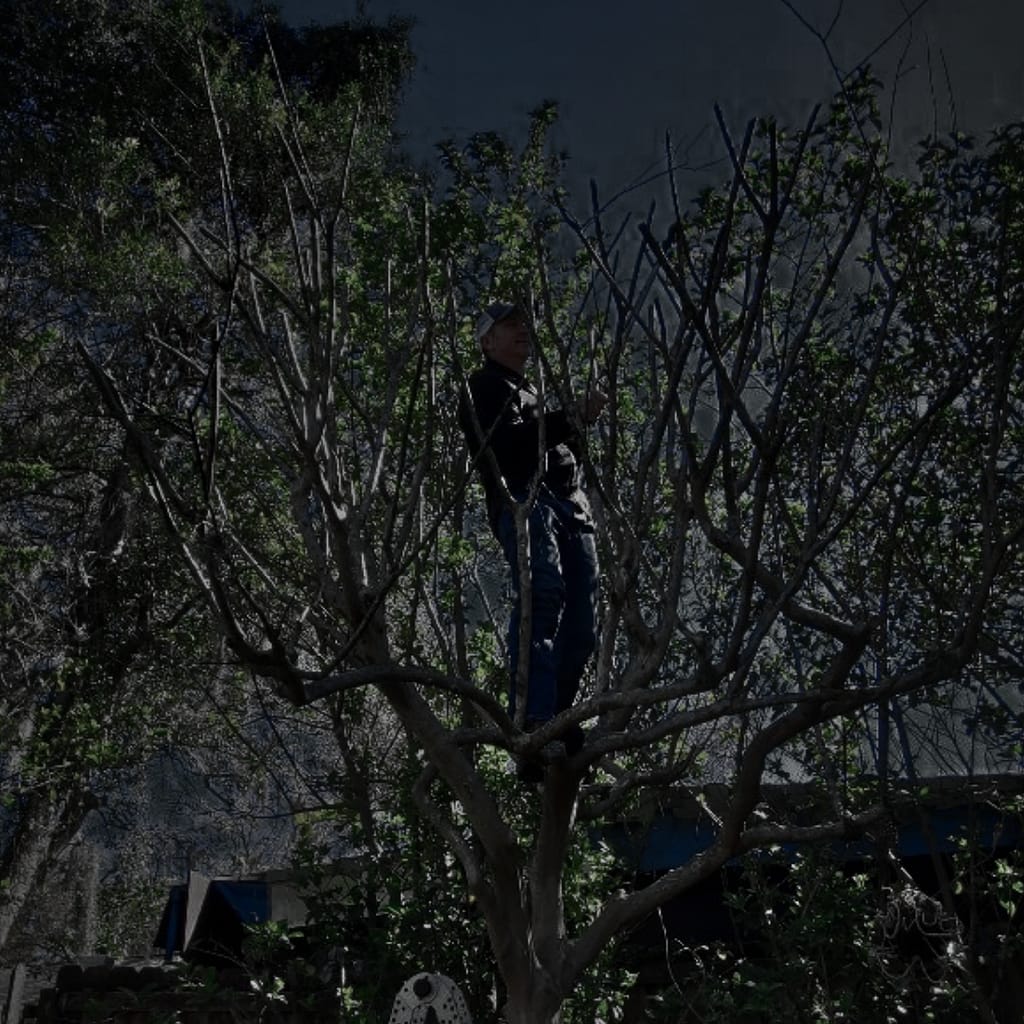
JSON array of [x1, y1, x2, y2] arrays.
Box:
[[4, 0, 1023, 1019]]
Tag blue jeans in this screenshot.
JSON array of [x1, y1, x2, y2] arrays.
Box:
[[497, 494, 599, 723]]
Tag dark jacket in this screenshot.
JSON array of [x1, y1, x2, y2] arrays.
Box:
[[458, 358, 593, 535]]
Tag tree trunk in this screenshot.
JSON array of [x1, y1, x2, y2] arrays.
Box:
[[0, 788, 90, 953], [502, 990, 562, 1024], [498, 958, 566, 1024]]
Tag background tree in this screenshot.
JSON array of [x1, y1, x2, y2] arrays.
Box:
[[0, 0, 415, 961], [1, 2, 1022, 1021], [0, 220, 211, 953]]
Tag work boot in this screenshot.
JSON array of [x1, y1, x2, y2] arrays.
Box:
[[515, 719, 560, 786], [562, 723, 586, 757], [515, 755, 545, 786]]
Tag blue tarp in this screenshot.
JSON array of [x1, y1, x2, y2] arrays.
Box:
[[603, 802, 1022, 874]]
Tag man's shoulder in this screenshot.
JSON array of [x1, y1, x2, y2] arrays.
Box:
[[461, 362, 510, 422], [468, 360, 520, 395], [470, 358, 518, 381]]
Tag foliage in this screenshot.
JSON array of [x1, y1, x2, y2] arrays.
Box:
[[0, 0, 417, 961], [0, 223, 209, 952], [647, 804, 1024, 1024]]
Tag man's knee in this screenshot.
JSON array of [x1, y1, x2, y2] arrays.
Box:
[[530, 531, 566, 609]]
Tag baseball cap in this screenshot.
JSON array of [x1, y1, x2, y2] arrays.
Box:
[[474, 302, 522, 342]]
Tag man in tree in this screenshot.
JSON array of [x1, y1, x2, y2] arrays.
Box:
[[459, 302, 606, 781]]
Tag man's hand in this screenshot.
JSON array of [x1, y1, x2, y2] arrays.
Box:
[[576, 386, 608, 424]]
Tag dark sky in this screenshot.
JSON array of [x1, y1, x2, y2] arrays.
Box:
[[266, 0, 1023, 195]]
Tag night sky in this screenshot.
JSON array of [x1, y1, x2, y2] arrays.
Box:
[[263, 0, 1023, 196]]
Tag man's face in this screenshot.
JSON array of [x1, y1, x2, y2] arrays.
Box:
[[482, 312, 531, 373]]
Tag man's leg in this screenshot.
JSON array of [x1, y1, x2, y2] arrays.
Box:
[[498, 500, 566, 723], [553, 526, 599, 715]]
